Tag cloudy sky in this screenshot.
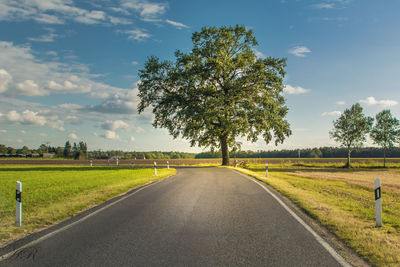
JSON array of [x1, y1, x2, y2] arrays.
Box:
[[0, 0, 399, 152]]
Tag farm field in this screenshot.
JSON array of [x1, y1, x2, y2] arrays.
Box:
[[2, 157, 400, 166], [0, 166, 175, 247], [233, 163, 400, 267]]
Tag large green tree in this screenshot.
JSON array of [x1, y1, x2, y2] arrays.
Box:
[[329, 103, 373, 168], [370, 109, 400, 167], [138, 25, 291, 165]]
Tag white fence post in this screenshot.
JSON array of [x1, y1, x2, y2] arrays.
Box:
[[154, 161, 157, 176], [374, 178, 382, 227], [117, 158, 119, 167], [167, 161, 169, 170], [16, 181, 22, 226], [266, 163, 268, 177], [235, 159, 238, 168], [90, 160, 93, 167]]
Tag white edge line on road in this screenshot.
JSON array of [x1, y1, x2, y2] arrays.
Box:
[[233, 170, 352, 267], [0, 179, 164, 262]]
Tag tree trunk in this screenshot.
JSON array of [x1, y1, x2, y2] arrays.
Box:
[[220, 135, 230, 166], [346, 149, 351, 168], [384, 145, 386, 168]]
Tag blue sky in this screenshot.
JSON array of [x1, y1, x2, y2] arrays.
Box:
[[0, 0, 399, 152]]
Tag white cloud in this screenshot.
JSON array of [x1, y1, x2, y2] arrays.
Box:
[[109, 7, 130, 15], [6, 109, 46, 125], [0, 130, 6, 133], [16, 80, 49, 96], [313, 3, 334, 9], [103, 130, 120, 140], [4, 109, 65, 131], [28, 31, 58, 42], [134, 126, 145, 133], [6, 110, 21, 122], [336, 100, 345, 105], [101, 120, 129, 131], [46, 51, 58, 57], [130, 136, 135, 142], [47, 118, 65, 131], [131, 61, 139, 65], [109, 16, 132, 25], [118, 29, 151, 41], [74, 10, 106, 24], [0, 42, 124, 98], [0, 0, 127, 26], [253, 49, 265, 59], [86, 90, 140, 114], [58, 103, 84, 110], [289, 46, 312, 57], [47, 79, 91, 94], [359, 96, 398, 107], [21, 130, 26, 134], [93, 132, 98, 136], [309, 17, 349, 23], [16, 139, 23, 144], [90, 91, 110, 99], [321, 111, 342, 116], [165, 19, 189, 29], [0, 69, 12, 93], [121, 1, 167, 19], [40, 133, 48, 137], [35, 13, 64, 24], [68, 132, 79, 140], [283, 85, 311, 95]]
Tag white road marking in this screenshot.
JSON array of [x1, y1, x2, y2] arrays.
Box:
[[233, 169, 352, 267], [0, 179, 165, 262]]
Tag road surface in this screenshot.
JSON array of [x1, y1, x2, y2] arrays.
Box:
[[1, 167, 345, 266]]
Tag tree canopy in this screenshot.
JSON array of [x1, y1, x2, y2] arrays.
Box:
[[138, 25, 291, 165], [370, 109, 400, 167], [329, 103, 373, 167]]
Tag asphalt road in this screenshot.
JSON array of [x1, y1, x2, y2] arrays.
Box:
[[1, 168, 345, 266]]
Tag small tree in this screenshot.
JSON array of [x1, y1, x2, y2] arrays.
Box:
[[0, 144, 7, 154], [329, 103, 373, 168], [370, 109, 400, 167], [72, 142, 80, 160], [63, 141, 72, 158], [20, 146, 30, 155], [138, 25, 291, 165]]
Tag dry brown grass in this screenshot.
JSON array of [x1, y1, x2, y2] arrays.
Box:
[[233, 165, 400, 267]]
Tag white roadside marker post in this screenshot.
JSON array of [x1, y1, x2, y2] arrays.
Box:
[[266, 163, 268, 177], [235, 159, 238, 168], [154, 161, 157, 176], [90, 160, 93, 167], [16, 181, 22, 227], [117, 158, 119, 167], [374, 178, 382, 227], [167, 161, 169, 170]]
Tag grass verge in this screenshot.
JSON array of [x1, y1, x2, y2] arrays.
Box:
[[228, 164, 400, 267], [0, 165, 176, 247]]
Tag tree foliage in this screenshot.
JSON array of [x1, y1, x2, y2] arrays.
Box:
[[138, 25, 291, 165], [370, 109, 400, 167], [329, 103, 373, 167]]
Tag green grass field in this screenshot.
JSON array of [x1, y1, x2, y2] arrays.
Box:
[[232, 163, 400, 267], [0, 166, 175, 247]]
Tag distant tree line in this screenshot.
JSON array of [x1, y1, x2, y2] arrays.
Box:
[[88, 151, 196, 160], [0, 143, 195, 159], [195, 146, 400, 159], [2, 143, 400, 160], [0, 141, 88, 159]]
